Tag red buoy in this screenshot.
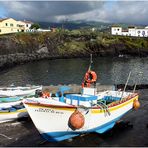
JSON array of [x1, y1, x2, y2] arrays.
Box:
[[68, 110, 85, 130]]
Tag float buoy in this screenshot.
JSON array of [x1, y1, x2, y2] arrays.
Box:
[[68, 110, 85, 130], [42, 92, 50, 98], [133, 100, 140, 110]]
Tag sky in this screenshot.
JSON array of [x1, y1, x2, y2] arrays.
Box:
[[0, 1, 148, 25]]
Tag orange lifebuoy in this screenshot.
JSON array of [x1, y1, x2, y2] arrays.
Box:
[[84, 70, 97, 83]]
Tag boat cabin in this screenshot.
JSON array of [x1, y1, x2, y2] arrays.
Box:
[[65, 87, 98, 107]]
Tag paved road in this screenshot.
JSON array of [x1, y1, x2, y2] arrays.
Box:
[[0, 89, 147, 147]]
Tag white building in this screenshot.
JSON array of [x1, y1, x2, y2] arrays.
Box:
[[37, 28, 51, 32], [20, 20, 33, 32], [111, 26, 122, 35], [0, 18, 34, 34], [111, 25, 148, 37]]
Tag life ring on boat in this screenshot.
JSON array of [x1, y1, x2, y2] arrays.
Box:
[[68, 110, 85, 130], [42, 92, 50, 98], [84, 70, 97, 83]]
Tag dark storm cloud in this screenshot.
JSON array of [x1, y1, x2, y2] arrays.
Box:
[[0, 1, 105, 22], [0, 1, 148, 25], [104, 1, 148, 25]]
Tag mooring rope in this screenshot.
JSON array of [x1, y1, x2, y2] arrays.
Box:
[[0, 133, 12, 140], [97, 101, 111, 116]]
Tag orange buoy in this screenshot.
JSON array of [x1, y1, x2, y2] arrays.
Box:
[[133, 100, 140, 110], [42, 92, 50, 98], [68, 110, 85, 130]]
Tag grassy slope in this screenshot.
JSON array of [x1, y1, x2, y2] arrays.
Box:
[[0, 30, 148, 57]]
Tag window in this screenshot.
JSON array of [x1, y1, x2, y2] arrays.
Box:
[[142, 31, 145, 36], [117, 29, 120, 31], [0, 29, 1, 32], [5, 23, 8, 26], [11, 28, 13, 31], [114, 29, 116, 31], [10, 23, 13, 27], [17, 29, 19, 32], [26, 24, 28, 27]]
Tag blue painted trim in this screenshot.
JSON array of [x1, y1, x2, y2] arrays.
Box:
[[103, 96, 121, 101], [40, 108, 132, 142], [66, 94, 97, 101], [0, 97, 21, 103], [41, 132, 79, 142], [40, 114, 125, 142]]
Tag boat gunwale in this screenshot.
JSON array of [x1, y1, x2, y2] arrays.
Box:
[[0, 108, 27, 114], [24, 93, 138, 109], [0, 85, 42, 91]]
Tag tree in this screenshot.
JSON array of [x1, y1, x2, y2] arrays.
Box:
[[30, 23, 40, 30]]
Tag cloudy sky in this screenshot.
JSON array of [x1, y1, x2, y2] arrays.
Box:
[[0, 1, 148, 25]]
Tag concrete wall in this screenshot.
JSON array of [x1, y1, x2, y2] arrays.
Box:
[[122, 32, 129, 36], [128, 28, 136, 36]]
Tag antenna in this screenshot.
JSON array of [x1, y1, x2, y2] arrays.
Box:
[[133, 71, 143, 93], [88, 54, 93, 71], [121, 71, 131, 100]]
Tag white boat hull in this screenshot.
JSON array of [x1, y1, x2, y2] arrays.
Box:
[[24, 94, 138, 141], [0, 108, 28, 123], [0, 100, 23, 108], [0, 86, 42, 97]]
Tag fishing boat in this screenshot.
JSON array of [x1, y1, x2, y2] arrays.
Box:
[[0, 85, 42, 97], [0, 100, 28, 123], [23, 55, 140, 142], [0, 96, 22, 103]]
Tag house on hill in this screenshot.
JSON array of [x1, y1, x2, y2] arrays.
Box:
[[0, 18, 33, 34], [0, 18, 20, 34], [111, 25, 148, 37], [20, 20, 33, 32]]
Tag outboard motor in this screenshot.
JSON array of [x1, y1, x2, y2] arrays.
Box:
[[35, 89, 43, 97]]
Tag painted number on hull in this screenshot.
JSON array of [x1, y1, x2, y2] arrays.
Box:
[[35, 108, 64, 114]]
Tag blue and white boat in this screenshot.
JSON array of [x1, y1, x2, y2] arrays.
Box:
[[0, 96, 22, 103], [23, 85, 140, 142], [23, 55, 140, 142], [0, 100, 28, 123], [0, 85, 42, 97]]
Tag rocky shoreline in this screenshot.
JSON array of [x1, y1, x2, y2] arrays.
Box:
[[0, 32, 148, 70]]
